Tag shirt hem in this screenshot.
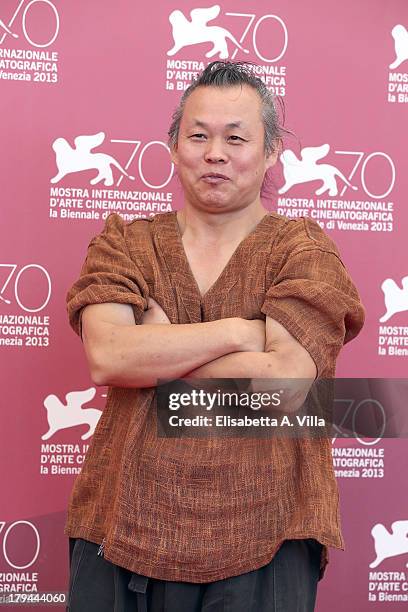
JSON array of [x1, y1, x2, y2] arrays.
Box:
[[64, 523, 343, 583]]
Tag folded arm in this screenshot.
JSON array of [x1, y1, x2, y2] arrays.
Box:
[[184, 316, 317, 413], [138, 299, 317, 413], [185, 316, 317, 380], [80, 299, 265, 388]]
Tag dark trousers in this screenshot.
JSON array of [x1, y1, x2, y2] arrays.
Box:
[[67, 537, 322, 611]]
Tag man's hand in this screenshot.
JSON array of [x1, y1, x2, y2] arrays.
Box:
[[141, 297, 171, 325]]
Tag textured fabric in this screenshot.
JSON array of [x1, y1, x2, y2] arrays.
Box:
[[67, 537, 323, 611], [65, 211, 365, 583]]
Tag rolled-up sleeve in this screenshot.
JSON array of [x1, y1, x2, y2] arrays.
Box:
[[261, 218, 365, 377], [66, 213, 149, 339]]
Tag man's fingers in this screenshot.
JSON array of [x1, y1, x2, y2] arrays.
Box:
[[147, 297, 161, 309]]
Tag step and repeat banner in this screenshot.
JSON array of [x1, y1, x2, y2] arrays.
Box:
[[1, 0, 407, 609]]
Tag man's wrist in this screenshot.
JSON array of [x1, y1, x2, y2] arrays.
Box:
[[212, 317, 244, 354]]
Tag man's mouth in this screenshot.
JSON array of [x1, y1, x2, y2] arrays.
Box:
[[201, 173, 230, 183]]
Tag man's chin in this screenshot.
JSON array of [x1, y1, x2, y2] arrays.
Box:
[[196, 202, 237, 215], [194, 195, 237, 211]]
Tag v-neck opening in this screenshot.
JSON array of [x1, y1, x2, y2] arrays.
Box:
[[170, 211, 270, 302]]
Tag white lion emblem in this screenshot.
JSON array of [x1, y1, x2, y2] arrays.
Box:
[[379, 275, 408, 322], [389, 24, 408, 70], [42, 387, 102, 441], [278, 144, 357, 197], [167, 5, 249, 59], [50, 132, 135, 186], [370, 520, 408, 568]]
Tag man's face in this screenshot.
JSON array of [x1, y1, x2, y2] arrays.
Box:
[[171, 85, 277, 214]]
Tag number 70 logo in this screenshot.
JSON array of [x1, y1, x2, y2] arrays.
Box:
[[0, 0, 59, 48]]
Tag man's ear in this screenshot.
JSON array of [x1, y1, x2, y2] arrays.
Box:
[[265, 149, 279, 171], [170, 145, 179, 166], [265, 138, 282, 170]]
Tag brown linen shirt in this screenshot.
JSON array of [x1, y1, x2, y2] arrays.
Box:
[[65, 210, 365, 582]]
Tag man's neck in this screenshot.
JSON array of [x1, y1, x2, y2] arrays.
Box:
[[176, 203, 268, 245]]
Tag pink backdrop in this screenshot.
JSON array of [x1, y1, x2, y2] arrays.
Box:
[[1, 0, 407, 608]]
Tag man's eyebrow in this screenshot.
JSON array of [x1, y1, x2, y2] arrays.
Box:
[[191, 120, 246, 129]]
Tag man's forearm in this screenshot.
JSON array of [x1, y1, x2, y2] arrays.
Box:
[[90, 318, 256, 388], [185, 351, 284, 380], [184, 351, 315, 413]]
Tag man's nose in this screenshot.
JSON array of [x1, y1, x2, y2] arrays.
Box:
[[204, 138, 228, 163]]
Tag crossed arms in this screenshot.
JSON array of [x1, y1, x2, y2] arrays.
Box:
[[81, 297, 317, 401]]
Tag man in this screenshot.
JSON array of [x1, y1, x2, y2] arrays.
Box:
[[66, 61, 365, 611]]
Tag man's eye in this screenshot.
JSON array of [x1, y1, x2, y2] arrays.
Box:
[[190, 133, 206, 139], [228, 135, 245, 142]]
